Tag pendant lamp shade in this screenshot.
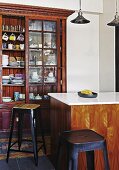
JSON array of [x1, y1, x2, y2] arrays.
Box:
[[70, 0, 90, 24], [107, 0, 119, 26]]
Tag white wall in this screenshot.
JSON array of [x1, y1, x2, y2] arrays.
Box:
[[0, 0, 103, 92], [99, 0, 115, 92], [67, 13, 99, 92]]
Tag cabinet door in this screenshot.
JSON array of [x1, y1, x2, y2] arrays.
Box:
[[27, 19, 59, 101]]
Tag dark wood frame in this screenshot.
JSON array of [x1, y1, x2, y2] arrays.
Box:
[[0, 3, 74, 132]]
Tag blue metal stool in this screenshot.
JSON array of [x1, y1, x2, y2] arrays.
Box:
[[57, 129, 110, 170], [6, 104, 46, 166]]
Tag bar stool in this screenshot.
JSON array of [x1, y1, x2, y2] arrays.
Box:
[[6, 104, 46, 166], [57, 129, 110, 170]]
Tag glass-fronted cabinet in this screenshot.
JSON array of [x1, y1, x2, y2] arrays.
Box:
[[28, 19, 57, 101], [0, 3, 73, 132]]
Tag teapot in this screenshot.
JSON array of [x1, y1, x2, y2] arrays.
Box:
[[9, 33, 16, 41], [17, 34, 24, 41], [2, 33, 8, 41]]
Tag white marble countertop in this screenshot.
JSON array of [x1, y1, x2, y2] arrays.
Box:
[[48, 92, 119, 105]]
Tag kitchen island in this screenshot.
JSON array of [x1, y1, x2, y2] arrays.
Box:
[[49, 92, 119, 170]]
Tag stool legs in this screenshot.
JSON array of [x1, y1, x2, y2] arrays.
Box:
[[103, 141, 110, 170], [18, 112, 24, 150], [6, 106, 46, 166], [86, 151, 94, 170], [30, 109, 38, 166], [71, 150, 78, 170], [6, 110, 15, 162]]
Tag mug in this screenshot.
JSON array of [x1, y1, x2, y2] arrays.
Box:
[[8, 43, 13, 49], [20, 44, 24, 50], [16, 44, 20, 50]]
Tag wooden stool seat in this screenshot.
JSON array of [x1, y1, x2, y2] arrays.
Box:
[[57, 129, 110, 170], [6, 104, 46, 166]]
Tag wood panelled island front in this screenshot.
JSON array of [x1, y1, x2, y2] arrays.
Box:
[[49, 92, 119, 170]]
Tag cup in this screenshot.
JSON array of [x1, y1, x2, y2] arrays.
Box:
[[16, 44, 20, 50], [8, 43, 13, 49], [20, 44, 24, 50]]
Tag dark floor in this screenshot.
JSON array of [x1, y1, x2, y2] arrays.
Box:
[[0, 156, 55, 170]]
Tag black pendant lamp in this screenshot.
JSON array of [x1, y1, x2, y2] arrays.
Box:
[[70, 0, 90, 24], [107, 0, 119, 26]]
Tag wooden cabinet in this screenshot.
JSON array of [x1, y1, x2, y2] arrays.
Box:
[[0, 3, 74, 133]]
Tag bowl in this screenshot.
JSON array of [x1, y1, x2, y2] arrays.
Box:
[[2, 79, 10, 84], [2, 97, 11, 102], [78, 91, 98, 98]]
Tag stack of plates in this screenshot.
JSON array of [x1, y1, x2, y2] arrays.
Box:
[[2, 97, 12, 102], [11, 79, 24, 84], [11, 76, 24, 84]]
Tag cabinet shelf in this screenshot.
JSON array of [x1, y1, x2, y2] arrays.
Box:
[[2, 48, 25, 51], [2, 30, 25, 33], [2, 84, 25, 86], [2, 100, 25, 104], [2, 66, 24, 69]]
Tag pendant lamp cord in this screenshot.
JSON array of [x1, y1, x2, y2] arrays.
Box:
[[116, 0, 118, 14], [79, 0, 81, 11]]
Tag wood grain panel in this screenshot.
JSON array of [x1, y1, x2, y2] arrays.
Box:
[[50, 99, 119, 170]]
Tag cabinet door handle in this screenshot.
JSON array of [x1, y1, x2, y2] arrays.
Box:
[[0, 67, 2, 76], [58, 67, 63, 69]]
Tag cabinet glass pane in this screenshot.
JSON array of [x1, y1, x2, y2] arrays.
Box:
[[29, 67, 42, 83], [29, 50, 42, 65], [43, 21, 56, 32], [29, 20, 42, 31], [29, 32, 42, 48], [43, 50, 57, 65], [29, 86, 43, 100], [44, 66, 57, 83], [44, 33, 56, 48]]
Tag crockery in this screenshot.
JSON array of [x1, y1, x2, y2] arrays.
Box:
[[2, 97, 11, 102], [9, 33, 16, 41], [2, 33, 8, 41]]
